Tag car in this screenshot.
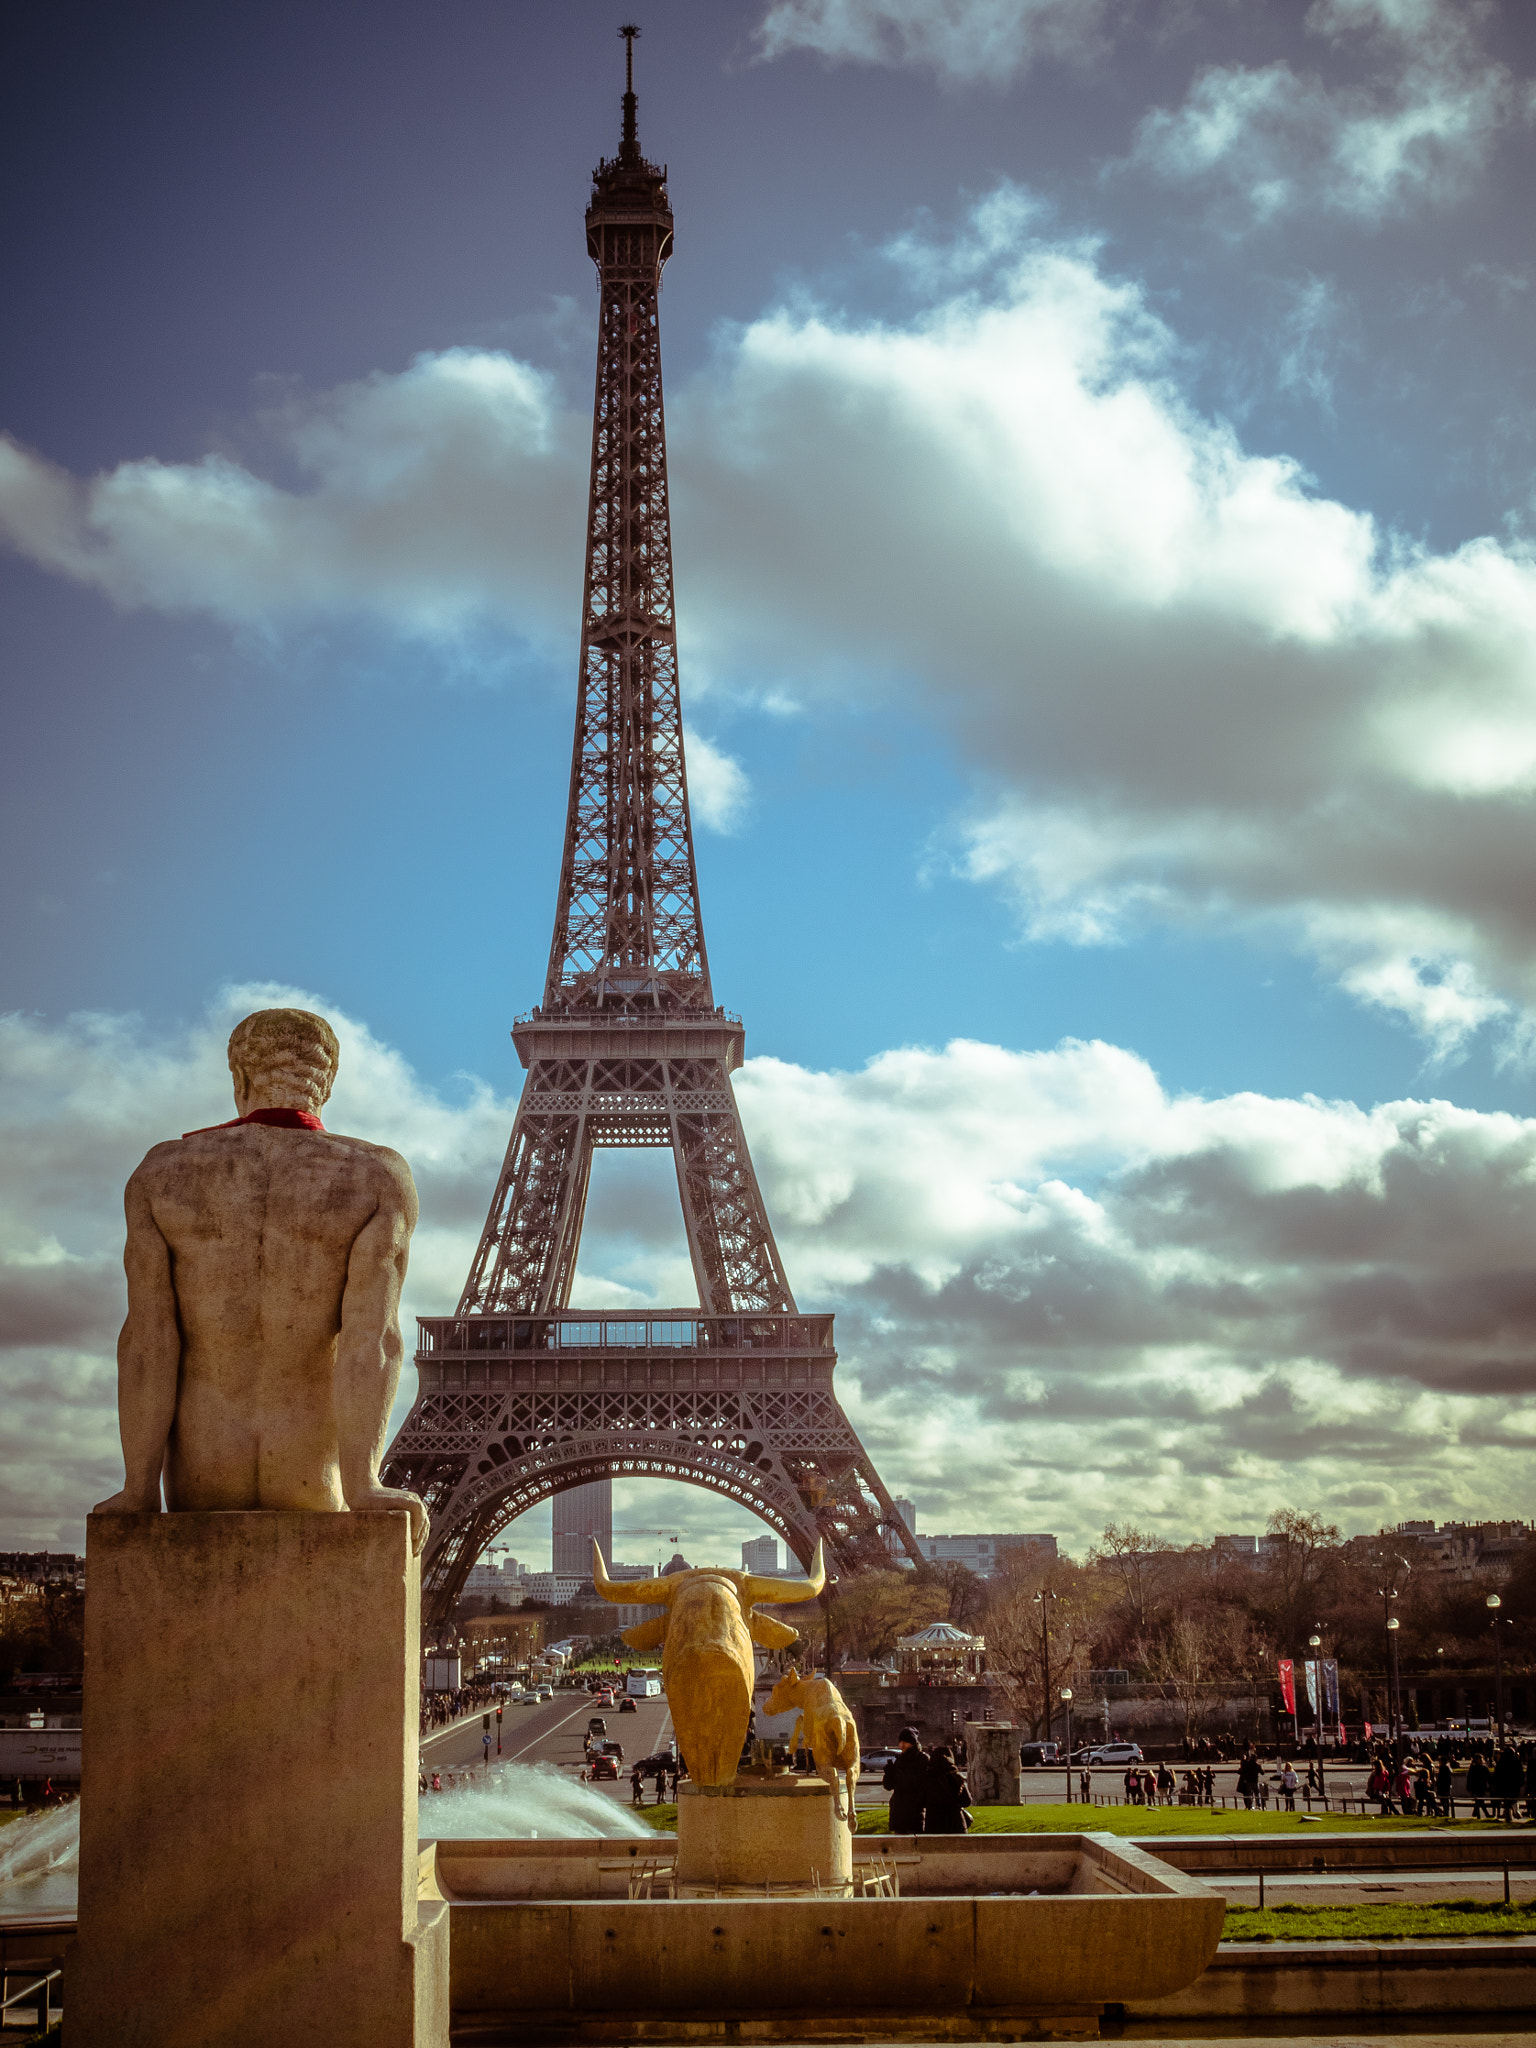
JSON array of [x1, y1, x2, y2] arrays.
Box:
[[1073, 1742, 1144, 1766], [589, 1753, 619, 1780], [596, 1690, 616, 1707], [600, 1740, 624, 1762], [859, 1749, 898, 1775], [1019, 1742, 1061, 1768], [535, 1686, 553, 1701], [588, 1716, 607, 1736], [618, 1696, 637, 1714], [518, 1691, 540, 1705]]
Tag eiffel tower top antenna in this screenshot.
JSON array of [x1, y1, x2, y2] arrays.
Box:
[[619, 24, 641, 159]]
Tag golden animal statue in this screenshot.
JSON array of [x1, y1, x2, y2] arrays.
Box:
[[764, 1665, 861, 1825], [593, 1539, 825, 1787]]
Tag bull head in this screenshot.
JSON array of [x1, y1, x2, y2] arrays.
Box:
[[591, 1538, 826, 1653]]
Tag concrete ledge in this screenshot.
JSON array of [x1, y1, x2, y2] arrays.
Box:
[[1120, 1935, 1536, 2022], [1142, 1829, 1536, 1876]]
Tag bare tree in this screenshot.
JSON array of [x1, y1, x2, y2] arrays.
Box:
[[1138, 1609, 1220, 1741], [1089, 1523, 1176, 1634]]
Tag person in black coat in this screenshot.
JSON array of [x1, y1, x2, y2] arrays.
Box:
[[882, 1726, 928, 1835], [924, 1743, 972, 1834]]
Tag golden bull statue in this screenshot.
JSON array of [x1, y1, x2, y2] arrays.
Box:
[[764, 1665, 861, 1825], [593, 1538, 825, 1787]]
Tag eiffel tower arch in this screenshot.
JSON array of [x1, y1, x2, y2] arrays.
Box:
[[384, 32, 919, 1627]]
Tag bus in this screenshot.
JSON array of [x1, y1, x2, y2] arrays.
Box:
[[626, 1668, 663, 1698]]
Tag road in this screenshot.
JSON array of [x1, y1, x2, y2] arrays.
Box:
[[421, 1691, 676, 1813]]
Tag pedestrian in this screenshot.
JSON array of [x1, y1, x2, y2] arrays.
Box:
[[1280, 1764, 1298, 1812], [430, 1771, 441, 1793], [1492, 1745, 1524, 1823], [652, 1758, 669, 1805], [1236, 1751, 1261, 1811], [1079, 1766, 1091, 1803], [1436, 1757, 1454, 1819], [1156, 1762, 1175, 1807], [630, 1764, 644, 1807], [1124, 1765, 1139, 1806], [924, 1743, 973, 1834], [1467, 1751, 1492, 1821], [883, 1726, 929, 1836]]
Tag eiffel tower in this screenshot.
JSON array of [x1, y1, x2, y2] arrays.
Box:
[[384, 28, 920, 1626]]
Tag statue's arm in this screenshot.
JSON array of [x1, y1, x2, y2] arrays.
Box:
[[335, 1152, 428, 1555], [95, 1167, 180, 1514]]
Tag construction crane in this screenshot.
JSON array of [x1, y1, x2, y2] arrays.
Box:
[[613, 1527, 683, 1546]]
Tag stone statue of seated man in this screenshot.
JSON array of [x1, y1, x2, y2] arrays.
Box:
[[94, 1006, 429, 1553]]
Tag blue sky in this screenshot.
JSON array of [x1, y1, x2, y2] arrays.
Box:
[[5, 0, 1536, 1566]]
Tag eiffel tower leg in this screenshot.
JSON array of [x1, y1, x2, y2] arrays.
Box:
[[457, 1101, 596, 1315], [675, 1081, 795, 1316]]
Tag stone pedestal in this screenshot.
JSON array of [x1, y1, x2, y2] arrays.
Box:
[[676, 1775, 852, 1890], [967, 1721, 1021, 1805], [71, 1511, 448, 2048]]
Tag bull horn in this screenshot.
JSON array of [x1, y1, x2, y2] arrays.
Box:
[[592, 1538, 671, 1604], [741, 1538, 826, 1606]]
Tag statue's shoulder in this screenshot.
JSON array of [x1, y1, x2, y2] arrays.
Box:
[[322, 1133, 418, 1209]]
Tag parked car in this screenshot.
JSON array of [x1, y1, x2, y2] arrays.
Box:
[[618, 1696, 638, 1714], [1018, 1742, 1061, 1767], [859, 1749, 898, 1775], [589, 1752, 619, 1780], [1073, 1742, 1144, 1766]]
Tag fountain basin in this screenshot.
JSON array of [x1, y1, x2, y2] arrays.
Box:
[[421, 1831, 1223, 2041]]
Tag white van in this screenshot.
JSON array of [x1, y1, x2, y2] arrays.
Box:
[[626, 1669, 663, 1698]]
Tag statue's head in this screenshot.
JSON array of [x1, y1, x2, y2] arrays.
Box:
[[228, 1008, 340, 1115]]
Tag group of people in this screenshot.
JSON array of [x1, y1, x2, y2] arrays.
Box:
[[881, 1725, 974, 1834], [1364, 1744, 1535, 1820], [419, 1679, 503, 1737], [630, 1755, 681, 1805]]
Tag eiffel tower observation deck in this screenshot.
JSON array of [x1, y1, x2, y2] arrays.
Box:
[[385, 29, 919, 1625]]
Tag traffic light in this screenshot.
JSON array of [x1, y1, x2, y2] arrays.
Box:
[[482, 1713, 491, 1730], [496, 1706, 503, 1723]]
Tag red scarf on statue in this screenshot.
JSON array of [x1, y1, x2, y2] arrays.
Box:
[[182, 1106, 327, 1137]]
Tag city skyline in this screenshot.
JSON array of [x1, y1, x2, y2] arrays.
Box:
[[5, 2, 1536, 1560]]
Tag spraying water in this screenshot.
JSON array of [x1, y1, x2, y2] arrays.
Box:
[[420, 1763, 651, 1840], [0, 1801, 79, 1916], [0, 1764, 649, 1918]]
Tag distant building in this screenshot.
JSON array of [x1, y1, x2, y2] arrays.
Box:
[[891, 1499, 917, 1537], [742, 1535, 779, 1574], [1213, 1533, 1284, 1568], [553, 1479, 612, 1579], [912, 1533, 1057, 1578], [463, 1555, 520, 1600], [0, 1553, 83, 1590], [1392, 1520, 1534, 1578], [515, 1573, 586, 1607]]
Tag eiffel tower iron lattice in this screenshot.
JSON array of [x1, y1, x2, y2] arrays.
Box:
[[384, 30, 920, 1626]]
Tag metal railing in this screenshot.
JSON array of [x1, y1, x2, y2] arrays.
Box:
[[1, 1964, 60, 2031], [418, 1311, 835, 1357]]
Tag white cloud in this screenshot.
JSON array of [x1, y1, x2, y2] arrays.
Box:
[[0, 350, 583, 635], [8, 203, 1536, 1054], [682, 727, 751, 833], [1128, 0, 1536, 227], [6, 1000, 1535, 1554], [753, 0, 1117, 85]]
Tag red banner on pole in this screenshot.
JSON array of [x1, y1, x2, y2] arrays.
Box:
[[1278, 1657, 1296, 1717]]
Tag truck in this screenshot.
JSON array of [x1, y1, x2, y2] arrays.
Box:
[[626, 1668, 662, 1698]]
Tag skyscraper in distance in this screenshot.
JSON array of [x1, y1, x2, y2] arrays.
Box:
[[553, 1477, 612, 1578]]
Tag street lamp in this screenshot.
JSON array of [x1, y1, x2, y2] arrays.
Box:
[[1307, 1631, 1326, 1805], [1033, 1591, 1058, 1760], [1375, 1555, 1410, 1770], [1060, 1688, 1074, 1805], [1487, 1595, 1505, 1733]]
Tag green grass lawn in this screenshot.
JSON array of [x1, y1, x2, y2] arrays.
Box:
[[853, 1803, 1488, 1837], [1223, 1898, 1536, 1942], [636, 1801, 1497, 1838]]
